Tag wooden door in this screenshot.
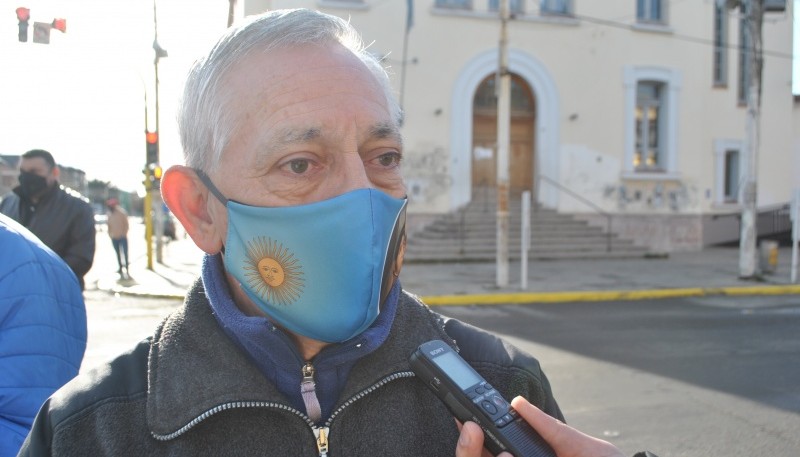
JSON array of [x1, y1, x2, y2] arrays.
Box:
[[471, 74, 535, 196]]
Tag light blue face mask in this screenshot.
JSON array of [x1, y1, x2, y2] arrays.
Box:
[[196, 170, 407, 343]]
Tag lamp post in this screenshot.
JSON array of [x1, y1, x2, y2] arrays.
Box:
[[152, 0, 167, 265]]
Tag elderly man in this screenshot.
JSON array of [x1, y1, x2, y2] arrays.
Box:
[[19, 9, 641, 457]]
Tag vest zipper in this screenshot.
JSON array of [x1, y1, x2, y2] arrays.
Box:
[[314, 426, 330, 456], [151, 371, 417, 456], [150, 401, 315, 441], [323, 371, 415, 427], [301, 361, 322, 423]]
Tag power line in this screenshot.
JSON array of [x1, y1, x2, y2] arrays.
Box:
[[565, 11, 793, 60]]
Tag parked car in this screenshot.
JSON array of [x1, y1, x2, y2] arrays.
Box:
[[94, 213, 107, 231]]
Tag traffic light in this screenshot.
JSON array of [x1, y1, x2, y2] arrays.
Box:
[[52, 18, 66, 33], [146, 131, 159, 165], [149, 163, 163, 189], [16, 7, 30, 42], [142, 166, 150, 190], [142, 164, 163, 191]]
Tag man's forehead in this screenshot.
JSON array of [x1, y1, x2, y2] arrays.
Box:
[[272, 121, 402, 145], [20, 157, 51, 170]]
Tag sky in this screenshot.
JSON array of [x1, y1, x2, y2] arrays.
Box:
[[1, 0, 228, 193], [1, 1, 799, 193]]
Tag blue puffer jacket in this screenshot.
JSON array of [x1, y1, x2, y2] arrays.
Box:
[[0, 214, 86, 457]]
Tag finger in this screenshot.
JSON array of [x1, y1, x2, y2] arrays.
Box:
[[455, 421, 485, 457], [455, 420, 513, 457], [510, 397, 624, 457], [510, 397, 568, 443]]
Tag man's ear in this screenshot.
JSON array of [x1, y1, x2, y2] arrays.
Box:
[[161, 165, 225, 254]]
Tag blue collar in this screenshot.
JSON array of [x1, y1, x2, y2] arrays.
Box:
[[201, 253, 400, 417]]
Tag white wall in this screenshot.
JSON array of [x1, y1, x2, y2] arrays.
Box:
[[240, 1, 796, 222]]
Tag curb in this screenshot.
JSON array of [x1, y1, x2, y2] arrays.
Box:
[[420, 284, 800, 306], [104, 283, 800, 305]]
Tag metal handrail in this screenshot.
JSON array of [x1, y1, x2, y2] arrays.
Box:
[[711, 203, 792, 241], [536, 174, 614, 252]]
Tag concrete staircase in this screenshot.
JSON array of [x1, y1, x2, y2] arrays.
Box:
[[404, 190, 649, 263]]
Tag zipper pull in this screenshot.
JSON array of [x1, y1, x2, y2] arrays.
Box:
[[314, 426, 330, 456], [301, 362, 322, 423]]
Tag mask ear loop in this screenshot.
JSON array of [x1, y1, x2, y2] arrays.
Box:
[[194, 168, 229, 205], [194, 168, 230, 255]]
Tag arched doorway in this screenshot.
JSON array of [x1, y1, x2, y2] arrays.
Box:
[[471, 73, 536, 197]]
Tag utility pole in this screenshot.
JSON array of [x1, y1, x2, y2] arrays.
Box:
[[399, 0, 413, 118], [227, 0, 236, 27], [738, 0, 764, 278], [495, 0, 511, 287]]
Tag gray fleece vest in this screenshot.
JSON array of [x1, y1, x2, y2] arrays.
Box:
[[20, 280, 562, 456]]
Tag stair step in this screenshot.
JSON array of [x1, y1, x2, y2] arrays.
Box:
[[405, 193, 643, 263], [407, 241, 645, 250], [404, 249, 649, 263]]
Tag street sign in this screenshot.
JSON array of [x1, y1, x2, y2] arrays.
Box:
[[32, 22, 51, 44]]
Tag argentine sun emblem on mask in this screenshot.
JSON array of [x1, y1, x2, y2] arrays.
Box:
[[244, 237, 305, 306]]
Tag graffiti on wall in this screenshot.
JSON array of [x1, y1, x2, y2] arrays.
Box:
[[403, 146, 452, 205], [603, 180, 699, 212]]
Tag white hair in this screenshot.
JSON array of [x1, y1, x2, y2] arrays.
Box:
[[178, 8, 402, 172]]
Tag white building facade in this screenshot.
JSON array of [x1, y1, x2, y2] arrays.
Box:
[[242, 0, 797, 252]]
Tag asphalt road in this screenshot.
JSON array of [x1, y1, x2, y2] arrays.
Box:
[[437, 296, 800, 457], [81, 286, 800, 457]]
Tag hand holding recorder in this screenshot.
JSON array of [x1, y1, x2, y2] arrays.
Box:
[[410, 340, 626, 457]]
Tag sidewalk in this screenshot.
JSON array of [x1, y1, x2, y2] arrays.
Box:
[[96, 236, 800, 304]]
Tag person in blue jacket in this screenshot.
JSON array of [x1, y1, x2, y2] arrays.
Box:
[[0, 213, 87, 457]]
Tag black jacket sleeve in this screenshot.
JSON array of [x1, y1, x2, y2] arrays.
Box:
[[62, 199, 96, 283], [443, 317, 565, 422]]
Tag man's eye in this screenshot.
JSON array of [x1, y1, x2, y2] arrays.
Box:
[[288, 159, 310, 174], [376, 152, 401, 168]]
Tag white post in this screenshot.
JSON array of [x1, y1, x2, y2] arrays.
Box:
[[495, 0, 511, 287], [521, 191, 531, 290], [792, 189, 800, 283], [738, 0, 763, 278]]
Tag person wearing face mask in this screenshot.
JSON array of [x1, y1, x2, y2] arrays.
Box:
[[0, 149, 95, 290], [18, 10, 656, 457]]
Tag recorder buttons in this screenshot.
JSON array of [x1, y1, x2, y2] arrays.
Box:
[[481, 400, 498, 415], [491, 394, 507, 410]]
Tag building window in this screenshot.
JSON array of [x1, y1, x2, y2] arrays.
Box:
[[723, 149, 740, 202], [713, 3, 728, 86], [714, 139, 743, 204], [637, 0, 665, 24], [634, 82, 665, 171], [737, 6, 751, 104], [489, 0, 524, 14], [541, 0, 571, 15], [436, 0, 472, 9], [623, 66, 681, 178], [473, 74, 534, 114]]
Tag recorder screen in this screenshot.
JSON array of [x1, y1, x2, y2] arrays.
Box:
[[432, 351, 482, 390]]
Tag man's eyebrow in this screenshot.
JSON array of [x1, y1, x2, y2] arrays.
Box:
[[259, 123, 402, 161], [275, 127, 322, 147], [370, 122, 403, 146]]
